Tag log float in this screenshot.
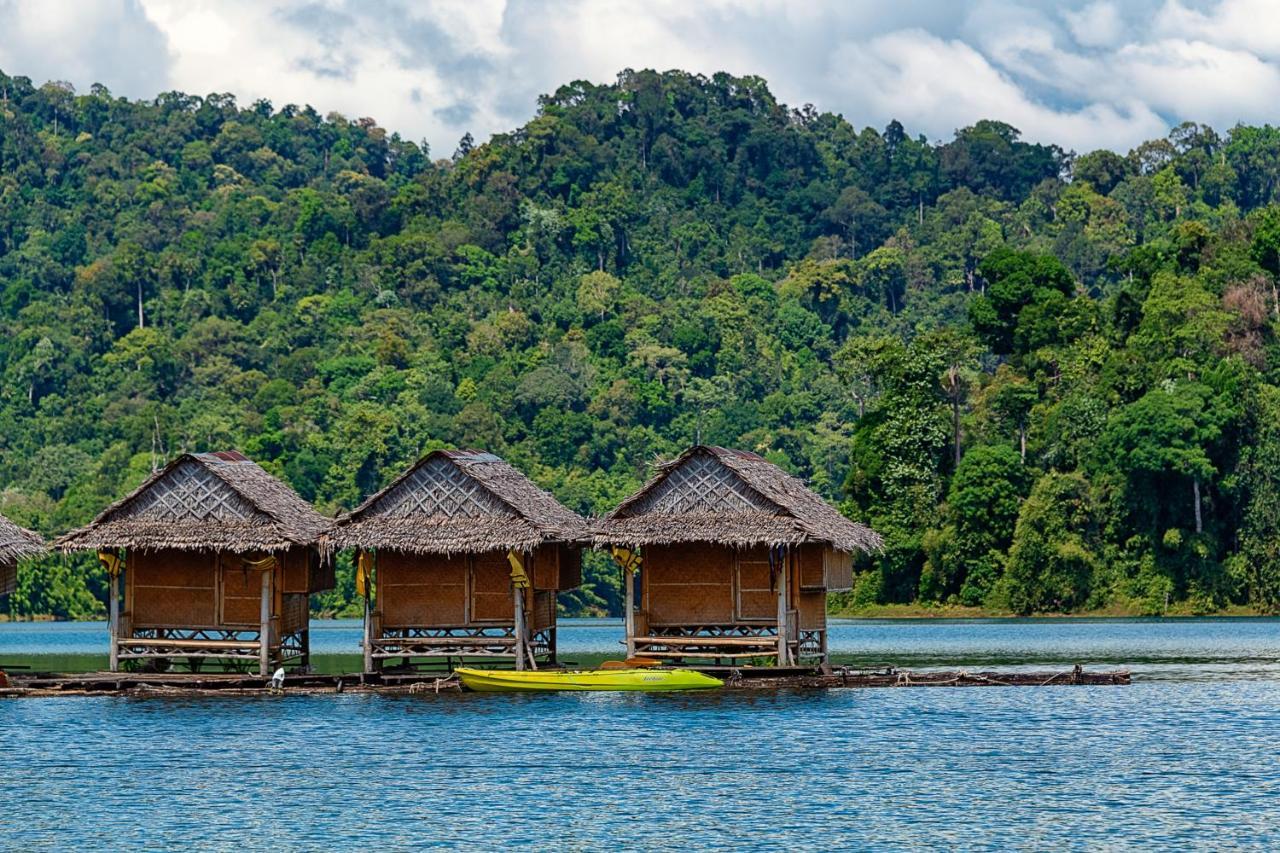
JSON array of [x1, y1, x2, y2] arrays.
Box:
[[0, 664, 1129, 697]]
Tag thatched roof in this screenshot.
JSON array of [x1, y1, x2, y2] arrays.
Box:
[[0, 512, 45, 567], [329, 449, 587, 554], [56, 451, 328, 554], [594, 445, 882, 553]]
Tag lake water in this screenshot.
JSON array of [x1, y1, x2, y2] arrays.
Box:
[[3, 618, 1279, 849]]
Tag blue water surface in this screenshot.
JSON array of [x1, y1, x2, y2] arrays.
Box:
[[3, 617, 1279, 849]]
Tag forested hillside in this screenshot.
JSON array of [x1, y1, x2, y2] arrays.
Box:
[[4, 68, 1280, 619]]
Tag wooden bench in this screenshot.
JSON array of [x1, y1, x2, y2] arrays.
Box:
[[372, 636, 516, 648], [633, 635, 778, 648], [119, 638, 262, 650], [632, 650, 777, 659]]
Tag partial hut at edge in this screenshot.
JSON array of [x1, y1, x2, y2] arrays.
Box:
[[56, 451, 332, 675], [594, 446, 882, 666], [329, 449, 587, 672], [0, 512, 45, 598]]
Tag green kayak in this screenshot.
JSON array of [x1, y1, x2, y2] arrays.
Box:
[[455, 667, 724, 692]]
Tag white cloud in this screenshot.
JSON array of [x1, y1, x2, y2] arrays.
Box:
[[0, 0, 169, 95], [0, 0, 1278, 155], [828, 30, 1167, 152], [1156, 0, 1280, 61], [1063, 1, 1125, 48]]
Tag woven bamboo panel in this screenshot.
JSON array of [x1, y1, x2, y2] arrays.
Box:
[[220, 560, 261, 626], [310, 552, 335, 593], [823, 548, 854, 591], [281, 547, 309, 594], [645, 543, 733, 624], [558, 545, 582, 590], [0, 563, 16, 597], [798, 544, 824, 589], [470, 551, 511, 622], [736, 550, 775, 621], [370, 455, 517, 520], [797, 590, 826, 630], [379, 551, 466, 627], [281, 592, 308, 634], [112, 458, 263, 523], [130, 550, 217, 628], [629, 452, 777, 516], [531, 544, 583, 591], [531, 589, 555, 630], [532, 543, 558, 590]]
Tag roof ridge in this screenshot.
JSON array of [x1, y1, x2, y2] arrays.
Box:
[[194, 452, 288, 525]]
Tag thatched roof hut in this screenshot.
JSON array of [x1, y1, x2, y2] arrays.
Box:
[[330, 449, 587, 672], [57, 451, 328, 554], [330, 449, 588, 553], [595, 446, 881, 666], [594, 445, 882, 553], [0, 512, 44, 596], [55, 451, 331, 675]]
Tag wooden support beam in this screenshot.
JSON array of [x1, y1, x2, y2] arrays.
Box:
[[777, 547, 790, 667], [108, 567, 120, 673], [259, 566, 271, 677], [513, 582, 526, 672], [624, 565, 635, 659], [363, 591, 373, 675]]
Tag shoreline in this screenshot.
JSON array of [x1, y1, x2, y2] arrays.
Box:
[[3, 606, 1276, 624], [828, 603, 1273, 619]]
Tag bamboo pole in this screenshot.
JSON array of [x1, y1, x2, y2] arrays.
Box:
[[108, 567, 120, 673], [259, 566, 271, 677], [776, 547, 790, 667], [363, 592, 373, 674], [513, 582, 526, 671], [624, 565, 635, 659]]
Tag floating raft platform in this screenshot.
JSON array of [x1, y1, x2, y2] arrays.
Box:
[[0, 664, 1129, 697]]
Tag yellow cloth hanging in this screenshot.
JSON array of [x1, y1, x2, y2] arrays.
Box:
[[242, 554, 277, 572], [97, 550, 123, 578], [355, 551, 374, 598], [507, 550, 530, 589], [611, 546, 642, 574]]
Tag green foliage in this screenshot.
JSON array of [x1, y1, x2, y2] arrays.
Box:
[[3, 69, 1280, 618], [1003, 472, 1098, 614]]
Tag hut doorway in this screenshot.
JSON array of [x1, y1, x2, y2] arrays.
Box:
[[734, 549, 776, 622], [468, 553, 511, 622], [218, 557, 263, 627]]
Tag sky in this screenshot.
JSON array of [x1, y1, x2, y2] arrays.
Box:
[[0, 0, 1277, 156]]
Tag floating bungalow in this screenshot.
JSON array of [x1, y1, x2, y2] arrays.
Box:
[[56, 451, 331, 675], [0, 512, 45, 597], [329, 449, 587, 672], [594, 446, 882, 666]]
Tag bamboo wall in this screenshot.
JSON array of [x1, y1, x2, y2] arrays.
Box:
[[643, 543, 838, 629], [125, 547, 319, 633], [375, 545, 579, 631], [378, 551, 468, 628], [1, 562, 18, 597], [644, 543, 736, 625]]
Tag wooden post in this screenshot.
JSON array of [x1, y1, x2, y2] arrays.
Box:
[[513, 582, 526, 671], [363, 590, 373, 674], [624, 565, 635, 658], [108, 565, 120, 673], [776, 547, 790, 667], [259, 565, 271, 677]]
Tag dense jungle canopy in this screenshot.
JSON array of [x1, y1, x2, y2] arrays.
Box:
[[4, 68, 1280, 619]]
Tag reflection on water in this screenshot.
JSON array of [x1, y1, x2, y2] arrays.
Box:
[[3, 617, 1279, 847]]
